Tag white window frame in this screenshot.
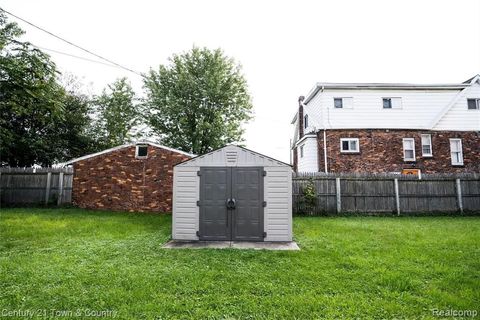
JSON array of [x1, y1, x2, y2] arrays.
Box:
[[449, 139, 464, 165], [340, 138, 360, 153], [333, 97, 353, 109], [402, 138, 416, 162], [299, 144, 304, 158], [467, 98, 480, 110], [382, 97, 402, 109], [304, 114, 308, 129], [135, 144, 148, 159], [421, 134, 433, 157]]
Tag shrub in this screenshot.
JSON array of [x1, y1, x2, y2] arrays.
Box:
[[301, 178, 317, 215]]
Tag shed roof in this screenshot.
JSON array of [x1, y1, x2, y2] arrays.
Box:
[[176, 145, 291, 167], [61, 140, 195, 166]]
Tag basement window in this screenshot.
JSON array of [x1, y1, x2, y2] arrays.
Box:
[[340, 138, 359, 153], [136, 144, 148, 158], [467, 98, 480, 110]]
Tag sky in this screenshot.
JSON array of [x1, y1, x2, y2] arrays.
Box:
[[2, 0, 480, 162]]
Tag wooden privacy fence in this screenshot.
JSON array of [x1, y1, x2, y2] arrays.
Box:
[[0, 167, 73, 206], [2, 167, 479, 214], [293, 172, 480, 215]]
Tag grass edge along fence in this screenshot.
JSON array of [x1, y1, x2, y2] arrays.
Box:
[[0, 167, 73, 206], [293, 172, 480, 215]]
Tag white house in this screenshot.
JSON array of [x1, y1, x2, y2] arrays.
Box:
[[291, 75, 480, 174]]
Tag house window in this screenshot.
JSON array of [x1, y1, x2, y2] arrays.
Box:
[[467, 98, 480, 110], [136, 144, 148, 158], [334, 98, 343, 108], [383, 98, 392, 109], [383, 97, 402, 109], [340, 138, 359, 153], [300, 145, 304, 158], [402, 138, 415, 161], [304, 114, 308, 129], [421, 134, 432, 157], [449, 139, 463, 165], [334, 97, 353, 109]]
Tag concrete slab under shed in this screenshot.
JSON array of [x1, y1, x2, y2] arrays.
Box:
[[163, 240, 300, 251]]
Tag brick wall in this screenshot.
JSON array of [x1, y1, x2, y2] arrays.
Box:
[[72, 145, 191, 212], [316, 129, 480, 173]]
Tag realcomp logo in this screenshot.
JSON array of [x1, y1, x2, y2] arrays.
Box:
[[431, 309, 478, 318]]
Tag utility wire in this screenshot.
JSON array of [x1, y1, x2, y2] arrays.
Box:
[[32, 45, 127, 69], [7, 36, 123, 70], [0, 7, 145, 77]]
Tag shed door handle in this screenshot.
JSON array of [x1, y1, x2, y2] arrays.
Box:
[[226, 198, 236, 210]]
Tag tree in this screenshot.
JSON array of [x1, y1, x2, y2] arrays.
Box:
[[143, 47, 253, 155], [0, 12, 100, 166], [0, 11, 65, 166], [48, 74, 98, 160], [92, 78, 140, 149]]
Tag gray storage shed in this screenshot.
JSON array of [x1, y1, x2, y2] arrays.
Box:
[[172, 145, 292, 242]]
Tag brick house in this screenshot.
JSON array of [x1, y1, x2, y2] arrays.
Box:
[[63, 141, 194, 212], [291, 75, 480, 174]]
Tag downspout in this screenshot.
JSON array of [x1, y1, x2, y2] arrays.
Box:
[[323, 128, 328, 173], [320, 86, 328, 173]]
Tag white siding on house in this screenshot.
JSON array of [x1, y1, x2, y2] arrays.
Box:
[[302, 102, 321, 132], [307, 88, 460, 130], [294, 77, 480, 146], [434, 82, 480, 131], [297, 136, 318, 172], [173, 145, 292, 242]]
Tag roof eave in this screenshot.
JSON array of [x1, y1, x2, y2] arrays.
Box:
[[303, 85, 322, 105], [315, 83, 468, 90], [290, 112, 298, 124], [60, 140, 195, 166]]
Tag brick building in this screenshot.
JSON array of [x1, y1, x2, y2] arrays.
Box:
[[291, 75, 480, 174], [63, 141, 194, 212]]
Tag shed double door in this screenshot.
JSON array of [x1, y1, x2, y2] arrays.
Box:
[[198, 167, 264, 241]]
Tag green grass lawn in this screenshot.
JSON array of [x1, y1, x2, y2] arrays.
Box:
[[1, 208, 479, 319]]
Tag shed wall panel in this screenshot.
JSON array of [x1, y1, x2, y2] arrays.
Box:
[[264, 166, 292, 241], [172, 166, 199, 240]]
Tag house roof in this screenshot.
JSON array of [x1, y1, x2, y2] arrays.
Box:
[[303, 76, 477, 105], [61, 140, 195, 166], [463, 74, 480, 84]]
